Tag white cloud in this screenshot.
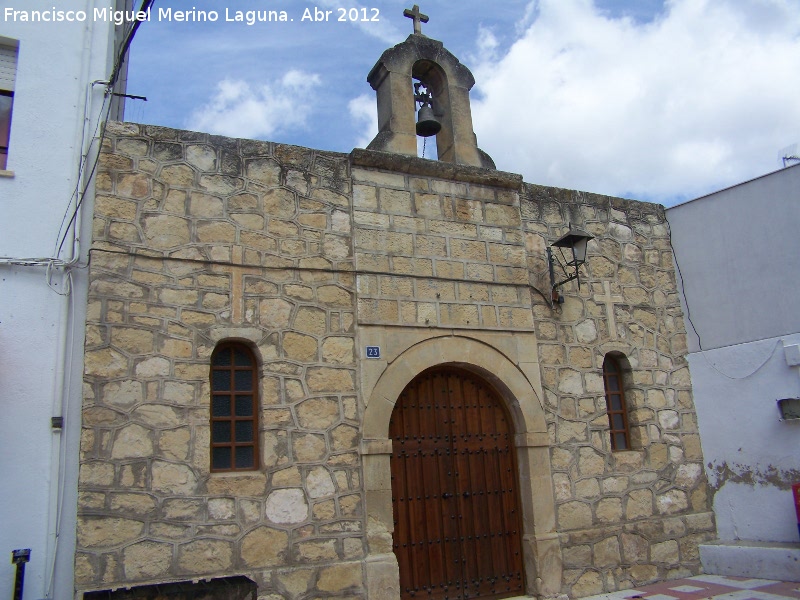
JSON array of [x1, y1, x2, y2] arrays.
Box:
[[186, 70, 322, 139], [472, 0, 800, 204], [348, 93, 378, 148]]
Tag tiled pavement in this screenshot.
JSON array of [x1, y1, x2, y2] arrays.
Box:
[[581, 575, 800, 600]]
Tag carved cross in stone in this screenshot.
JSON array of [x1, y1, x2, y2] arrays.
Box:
[[593, 281, 624, 339], [225, 245, 262, 324], [404, 4, 429, 35]]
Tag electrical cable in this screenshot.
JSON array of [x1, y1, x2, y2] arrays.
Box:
[[108, 0, 155, 88], [696, 338, 783, 381], [54, 89, 114, 259], [55, 0, 154, 260], [53, 83, 110, 259], [665, 216, 781, 380], [664, 217, 703, 350], [89, 245, 534, 290]]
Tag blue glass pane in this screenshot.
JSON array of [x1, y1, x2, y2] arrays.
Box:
[[612, 414, 625, 430], [610, 395, 622, 411], [235, 396, 253, 417], [234, 370, 253, 391], [212, 421, 231, 443], [607, 375, 620, 392], [235, 421, 254, 442], [212, 395, 230, 417], [212, 370, 231, 391], [213, 347, 232, 366], [234, 346, 252, 366], [212, 447, 231, 469], [235, 446, 254, 468], [614, 433, 628, 450]]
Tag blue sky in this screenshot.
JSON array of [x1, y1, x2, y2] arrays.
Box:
[[125, 0, 800, 206]]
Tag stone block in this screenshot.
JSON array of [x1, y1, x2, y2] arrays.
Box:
[[451, 238, 487, 261], [151, 461, 197, 495], [85, 348, 129, 378], [293, 433, 327, 462], [78, 517, 143, 548], [293, 306, 327, 335], [332, 424, 359, 451], [620, 533, 649, 563], [307, 367, 355, 392], [283, 332, 318, 361], [558, 501, 592, 530], [317, 562, 363, 593], [484, 203, 520, 226], [157, 428, 190, 462], [260, 298, 293, 329], [306, 467, 336, 498], [626, 489, 653, 519], [207, 497, 235, 520], [652, 540, 679, 565], [380, 188, 412, 213], [657, 489, 688, 515], [318, 285, 353, 307], [79, 462, 115, 487], [296, 397, 340, 430], [101, 380, 143, 407], [122, 541, 173, 580], [177, 539, 233, 573], [142, 215, 191, 249], [596, 498, 622, 523], [594, 536, 621, 567], [266, 488, 308, 525], [571, 570, 603, 597], [111, 424, 153, 459], [297, 539, 338, 562], [578, 447, 605, 476]]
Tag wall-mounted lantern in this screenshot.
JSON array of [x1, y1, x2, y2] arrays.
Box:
[[547, 225, 594, 306]]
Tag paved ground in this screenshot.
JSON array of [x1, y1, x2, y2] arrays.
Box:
[[582, 575, 800, 600]]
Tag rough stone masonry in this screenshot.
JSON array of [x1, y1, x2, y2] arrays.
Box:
[[76, 121, 714, 600]]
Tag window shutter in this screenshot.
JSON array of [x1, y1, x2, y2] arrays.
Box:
[[0, 45, 18, 92]]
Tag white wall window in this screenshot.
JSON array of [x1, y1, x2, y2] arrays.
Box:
[[0, 43, 19, 170]]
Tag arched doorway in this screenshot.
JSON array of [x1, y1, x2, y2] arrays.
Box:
[[389, 366, 525, 600]]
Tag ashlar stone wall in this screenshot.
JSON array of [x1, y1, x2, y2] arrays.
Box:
[[349, 149, 532, 331], [79, 123, 364, 598], [521, 184, 714, 597], [78, 122, 715, 600]]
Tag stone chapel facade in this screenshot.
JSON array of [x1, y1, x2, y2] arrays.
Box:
[[75, 23, 715, 600]]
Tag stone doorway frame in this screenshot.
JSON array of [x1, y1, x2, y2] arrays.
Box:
[[359, 332, 562, 599]]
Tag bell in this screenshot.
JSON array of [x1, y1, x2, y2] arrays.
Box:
[[416, 104, 441, 137]]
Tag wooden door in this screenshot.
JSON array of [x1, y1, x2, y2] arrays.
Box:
[[389, 367, 524, 600]]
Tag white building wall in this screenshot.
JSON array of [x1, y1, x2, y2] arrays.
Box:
[[0, 3, 124, 598], [688, 334, 800, 542], [667, 164, 800, 580]]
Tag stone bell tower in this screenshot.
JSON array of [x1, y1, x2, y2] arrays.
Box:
[[366, 5, 496, 169]]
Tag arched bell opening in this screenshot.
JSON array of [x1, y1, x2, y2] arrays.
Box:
[[365, 29, 495, 167], [412, 59, 452, 161]]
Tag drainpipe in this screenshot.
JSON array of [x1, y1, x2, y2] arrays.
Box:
[[42, 0, 106, 595]]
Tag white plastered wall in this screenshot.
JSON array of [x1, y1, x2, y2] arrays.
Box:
[[0, 2, 122, 597]]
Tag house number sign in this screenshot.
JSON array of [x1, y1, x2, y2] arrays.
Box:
[[365, 346, 381, 359]]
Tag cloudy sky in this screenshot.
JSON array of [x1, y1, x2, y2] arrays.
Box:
[[125, 0, 800, 206]]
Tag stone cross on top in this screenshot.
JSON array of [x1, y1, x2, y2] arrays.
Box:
[[404, 4, 429, 35]]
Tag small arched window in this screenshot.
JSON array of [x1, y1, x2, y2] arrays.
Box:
[[210, 342, 258, 471], [603, 355, 630, 451]]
